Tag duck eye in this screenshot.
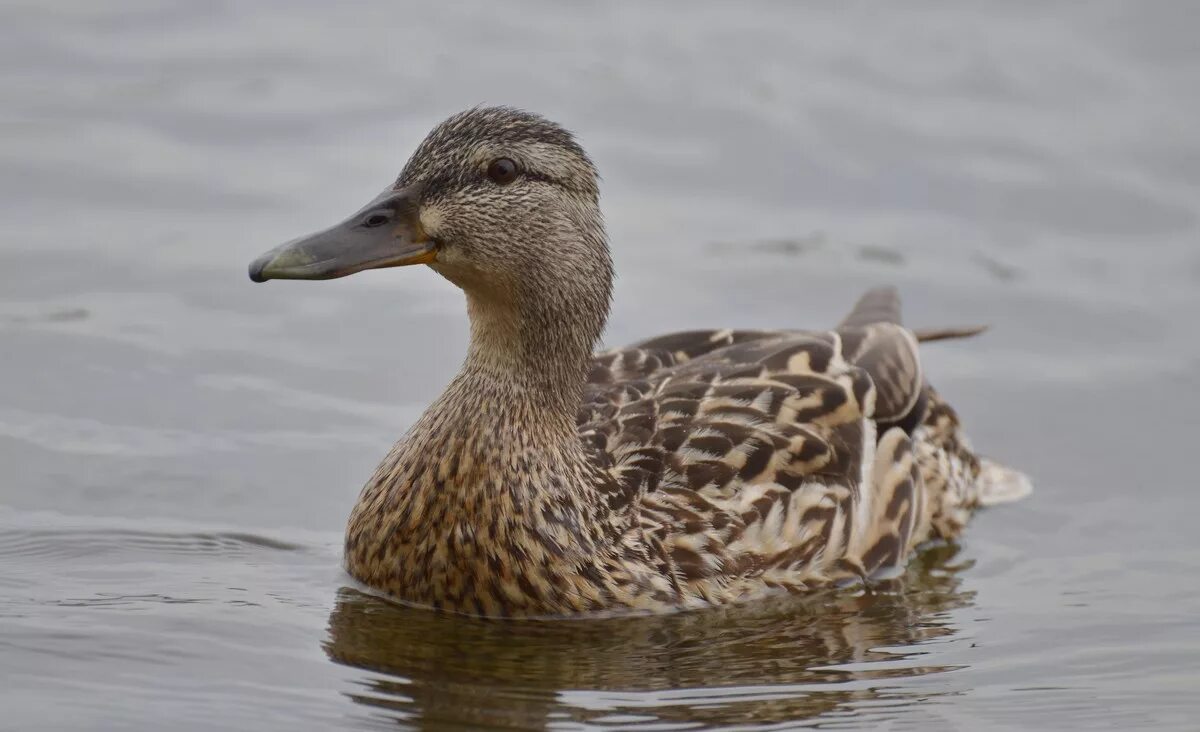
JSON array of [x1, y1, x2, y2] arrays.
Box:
[[486, 158, 519, 185]]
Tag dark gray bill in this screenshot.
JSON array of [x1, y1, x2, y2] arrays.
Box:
[[249, 184, 435, 282]]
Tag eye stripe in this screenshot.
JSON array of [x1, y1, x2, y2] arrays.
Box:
[[523, 170, 562, 186], [416, 164, 582, 199]]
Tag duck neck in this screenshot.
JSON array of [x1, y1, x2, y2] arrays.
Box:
[[389, 247, 615, 496], [456, 283, 597, 434]]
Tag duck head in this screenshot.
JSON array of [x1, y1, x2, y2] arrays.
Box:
[[249, 107, 613, 363]]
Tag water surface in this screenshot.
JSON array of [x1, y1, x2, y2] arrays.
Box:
[[3, 2, 1199, 729]]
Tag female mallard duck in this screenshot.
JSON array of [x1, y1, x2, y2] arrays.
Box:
[[250, 107, 1031, 617]]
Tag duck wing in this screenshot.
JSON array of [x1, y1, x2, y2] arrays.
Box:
[[583, 288, 929, 445], [580, 328, 874, 593], [578, 287, 1005, 598], [836, 287, 925, 433]]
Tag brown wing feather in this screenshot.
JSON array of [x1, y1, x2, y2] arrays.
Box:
[[835, 289, 925, 433], [836, 323, 924, 430], [576, 287, 1004, 600], [581, 330, 877, 591]]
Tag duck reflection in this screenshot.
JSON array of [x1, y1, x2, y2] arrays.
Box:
[[322, 544, 973, 729]]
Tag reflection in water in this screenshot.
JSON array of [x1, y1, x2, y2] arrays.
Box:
[[323, 544, 973, 729]]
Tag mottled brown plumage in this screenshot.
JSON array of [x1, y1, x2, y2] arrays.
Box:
[[252, 107, 1032, 617]]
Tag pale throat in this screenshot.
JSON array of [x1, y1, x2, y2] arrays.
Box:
[[455, 270, 605, 415]]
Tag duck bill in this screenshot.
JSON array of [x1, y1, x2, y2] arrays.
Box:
[[248, 185, 435, 282]]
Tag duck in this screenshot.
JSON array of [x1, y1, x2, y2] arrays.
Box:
[[249, 106, 1031, 617]]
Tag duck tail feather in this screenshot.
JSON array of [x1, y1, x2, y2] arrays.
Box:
[[976, 459, 1034, 506], [840, 286, 902, 328], [912, 325, 989, 343]]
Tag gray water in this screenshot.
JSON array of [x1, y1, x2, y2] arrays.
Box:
[[3, 2, 1199, 730]]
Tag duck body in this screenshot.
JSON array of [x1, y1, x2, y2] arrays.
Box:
[[251, 107, 1030, 617], [344, 297, 1027, 616]]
